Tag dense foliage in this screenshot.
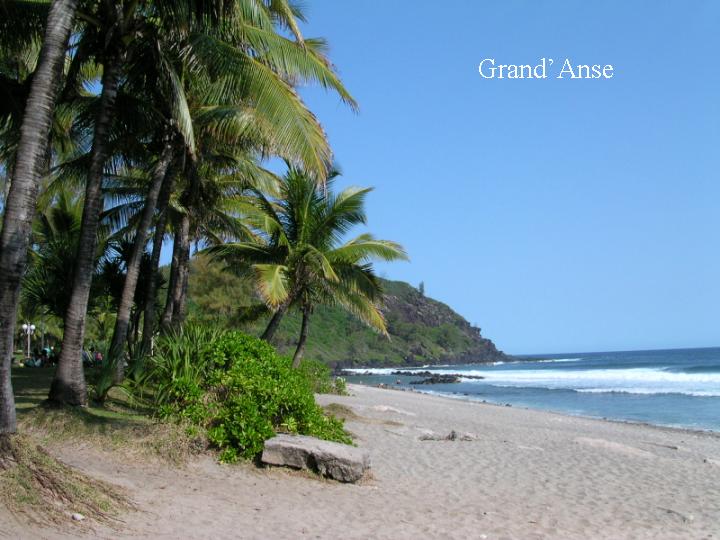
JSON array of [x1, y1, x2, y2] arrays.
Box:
[[0, 0, 407, 438], [0, 0, 361, 425], [144, 326, 350, 462]]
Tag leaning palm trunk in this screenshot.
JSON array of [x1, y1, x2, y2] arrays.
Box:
[[108, 139, 174, 384], [292, 306, 311, 368], [49, 58, 122, 406], [0, 0, 79, 432], [159, 224, 182, 330], [140, 157, 177, 354], [261, 302, 289, 342], [160, 215, 191, 330], [170, 214, 191, 327]]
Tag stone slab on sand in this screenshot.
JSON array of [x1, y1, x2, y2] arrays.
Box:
[[261, 433, 370, 482]]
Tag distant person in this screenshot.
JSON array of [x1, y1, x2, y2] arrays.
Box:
[[94, 350, 103, 365], [82, 349, 93, 367], [25, 351, 41, 368]]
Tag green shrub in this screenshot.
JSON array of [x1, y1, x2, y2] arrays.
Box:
[[332, 376, 348, 395], [298, 358, 332, 393], [142, 324, 225, 408], [298, 358, 349, 395], [146, 327, 351, 461]]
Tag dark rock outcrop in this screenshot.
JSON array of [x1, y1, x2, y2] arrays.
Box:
[[409, 374, 461, 385]]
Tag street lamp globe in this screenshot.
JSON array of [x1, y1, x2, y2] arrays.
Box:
[[22, 323, 28, 331]]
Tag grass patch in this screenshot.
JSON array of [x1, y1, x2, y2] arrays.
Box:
[[11, 366, 54, 412], [0, 434, 131, 527], [322, 403, 404, 428], [323, 403, 360, 421], [12, 364, 207, 465], [20, 407, 208, 465]]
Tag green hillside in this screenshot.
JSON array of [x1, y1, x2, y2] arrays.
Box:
[[186, 257, 510, 368]]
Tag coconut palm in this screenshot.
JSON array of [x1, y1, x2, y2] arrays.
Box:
[[104, 133, 176, 382], [210, 167, 408, 367], [51, 0, 356, 402], [149, 0, 360, 334], [158, 146, 278, 330], [22, 189, 110, 322], [0, 0, 79, 433]]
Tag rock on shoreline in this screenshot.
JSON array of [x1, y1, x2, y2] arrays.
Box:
[[261, 434, 370, 483], [409, 374, 462, 385], [338, 369, 485, 386]]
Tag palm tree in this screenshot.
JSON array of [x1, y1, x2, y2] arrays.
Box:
[[151, 0, 359, 332], [158, 149, 277, 330], [105, 133, 175, 383], [211, 167, 408, 367], [22, 189, 110, 323], [49, 0, 133, 406], [0, 0, 79, 433], [139, 152, 181, 355], [51, 0, 356, 401]]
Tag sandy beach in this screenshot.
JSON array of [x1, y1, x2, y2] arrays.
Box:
[[3, 384, 719, 539]]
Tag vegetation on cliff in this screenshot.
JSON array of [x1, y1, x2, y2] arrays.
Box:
[[187, 256, 509, 367]]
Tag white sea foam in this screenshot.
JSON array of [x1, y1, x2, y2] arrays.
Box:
[[534, 358, 582, 363], [343, 368, 398, 375], [576, 388, 720, 397], [492, 357, 581, 366], [468, 367, 720, 397], [345, 364, 720, 398]]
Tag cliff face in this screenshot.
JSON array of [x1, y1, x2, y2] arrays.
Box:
[[377, 280, 509, 367], [253, 279, 510, 368], [187, 258, 510, 367]]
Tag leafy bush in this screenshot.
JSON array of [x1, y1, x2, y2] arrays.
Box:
[[145, 326, 351, 461], [332, 376, 348, 395], [140, 324, 225, 407], [297, 358, 348, 395]]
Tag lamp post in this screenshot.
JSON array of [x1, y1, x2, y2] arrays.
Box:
[[21, 322, 36, 359]]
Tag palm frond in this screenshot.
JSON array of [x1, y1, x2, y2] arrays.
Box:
[[253, 263, 289, 307]]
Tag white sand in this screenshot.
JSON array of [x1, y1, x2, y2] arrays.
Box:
[[3, 384, 720, 539]]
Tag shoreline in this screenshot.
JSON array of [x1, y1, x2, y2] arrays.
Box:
[[351, 381, 720, 438], [341, 354, 720, 435]]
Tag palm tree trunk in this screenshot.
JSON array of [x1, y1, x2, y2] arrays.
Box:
[[292, 306, 311, 368], [166, 157, 200, 329], [160, 225, 181, 330], [140, 156, 177, 353], [261, 303, 288, 342], [109, 138, 174, 384], [49, 57, 122, 406], [0, 0, 78, 432], [132, 309, 141, 347], [170, 214, 191, 327]]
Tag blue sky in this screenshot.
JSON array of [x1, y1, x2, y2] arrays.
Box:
[[288, 1, 720, 355]]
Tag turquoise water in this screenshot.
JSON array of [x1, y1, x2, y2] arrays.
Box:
[[344, 348, 720, 431]]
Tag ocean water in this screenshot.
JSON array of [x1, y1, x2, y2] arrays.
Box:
[[344, 348, 720, 431]]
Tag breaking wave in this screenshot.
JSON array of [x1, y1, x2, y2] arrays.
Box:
[[470, 367, 720, 397]]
